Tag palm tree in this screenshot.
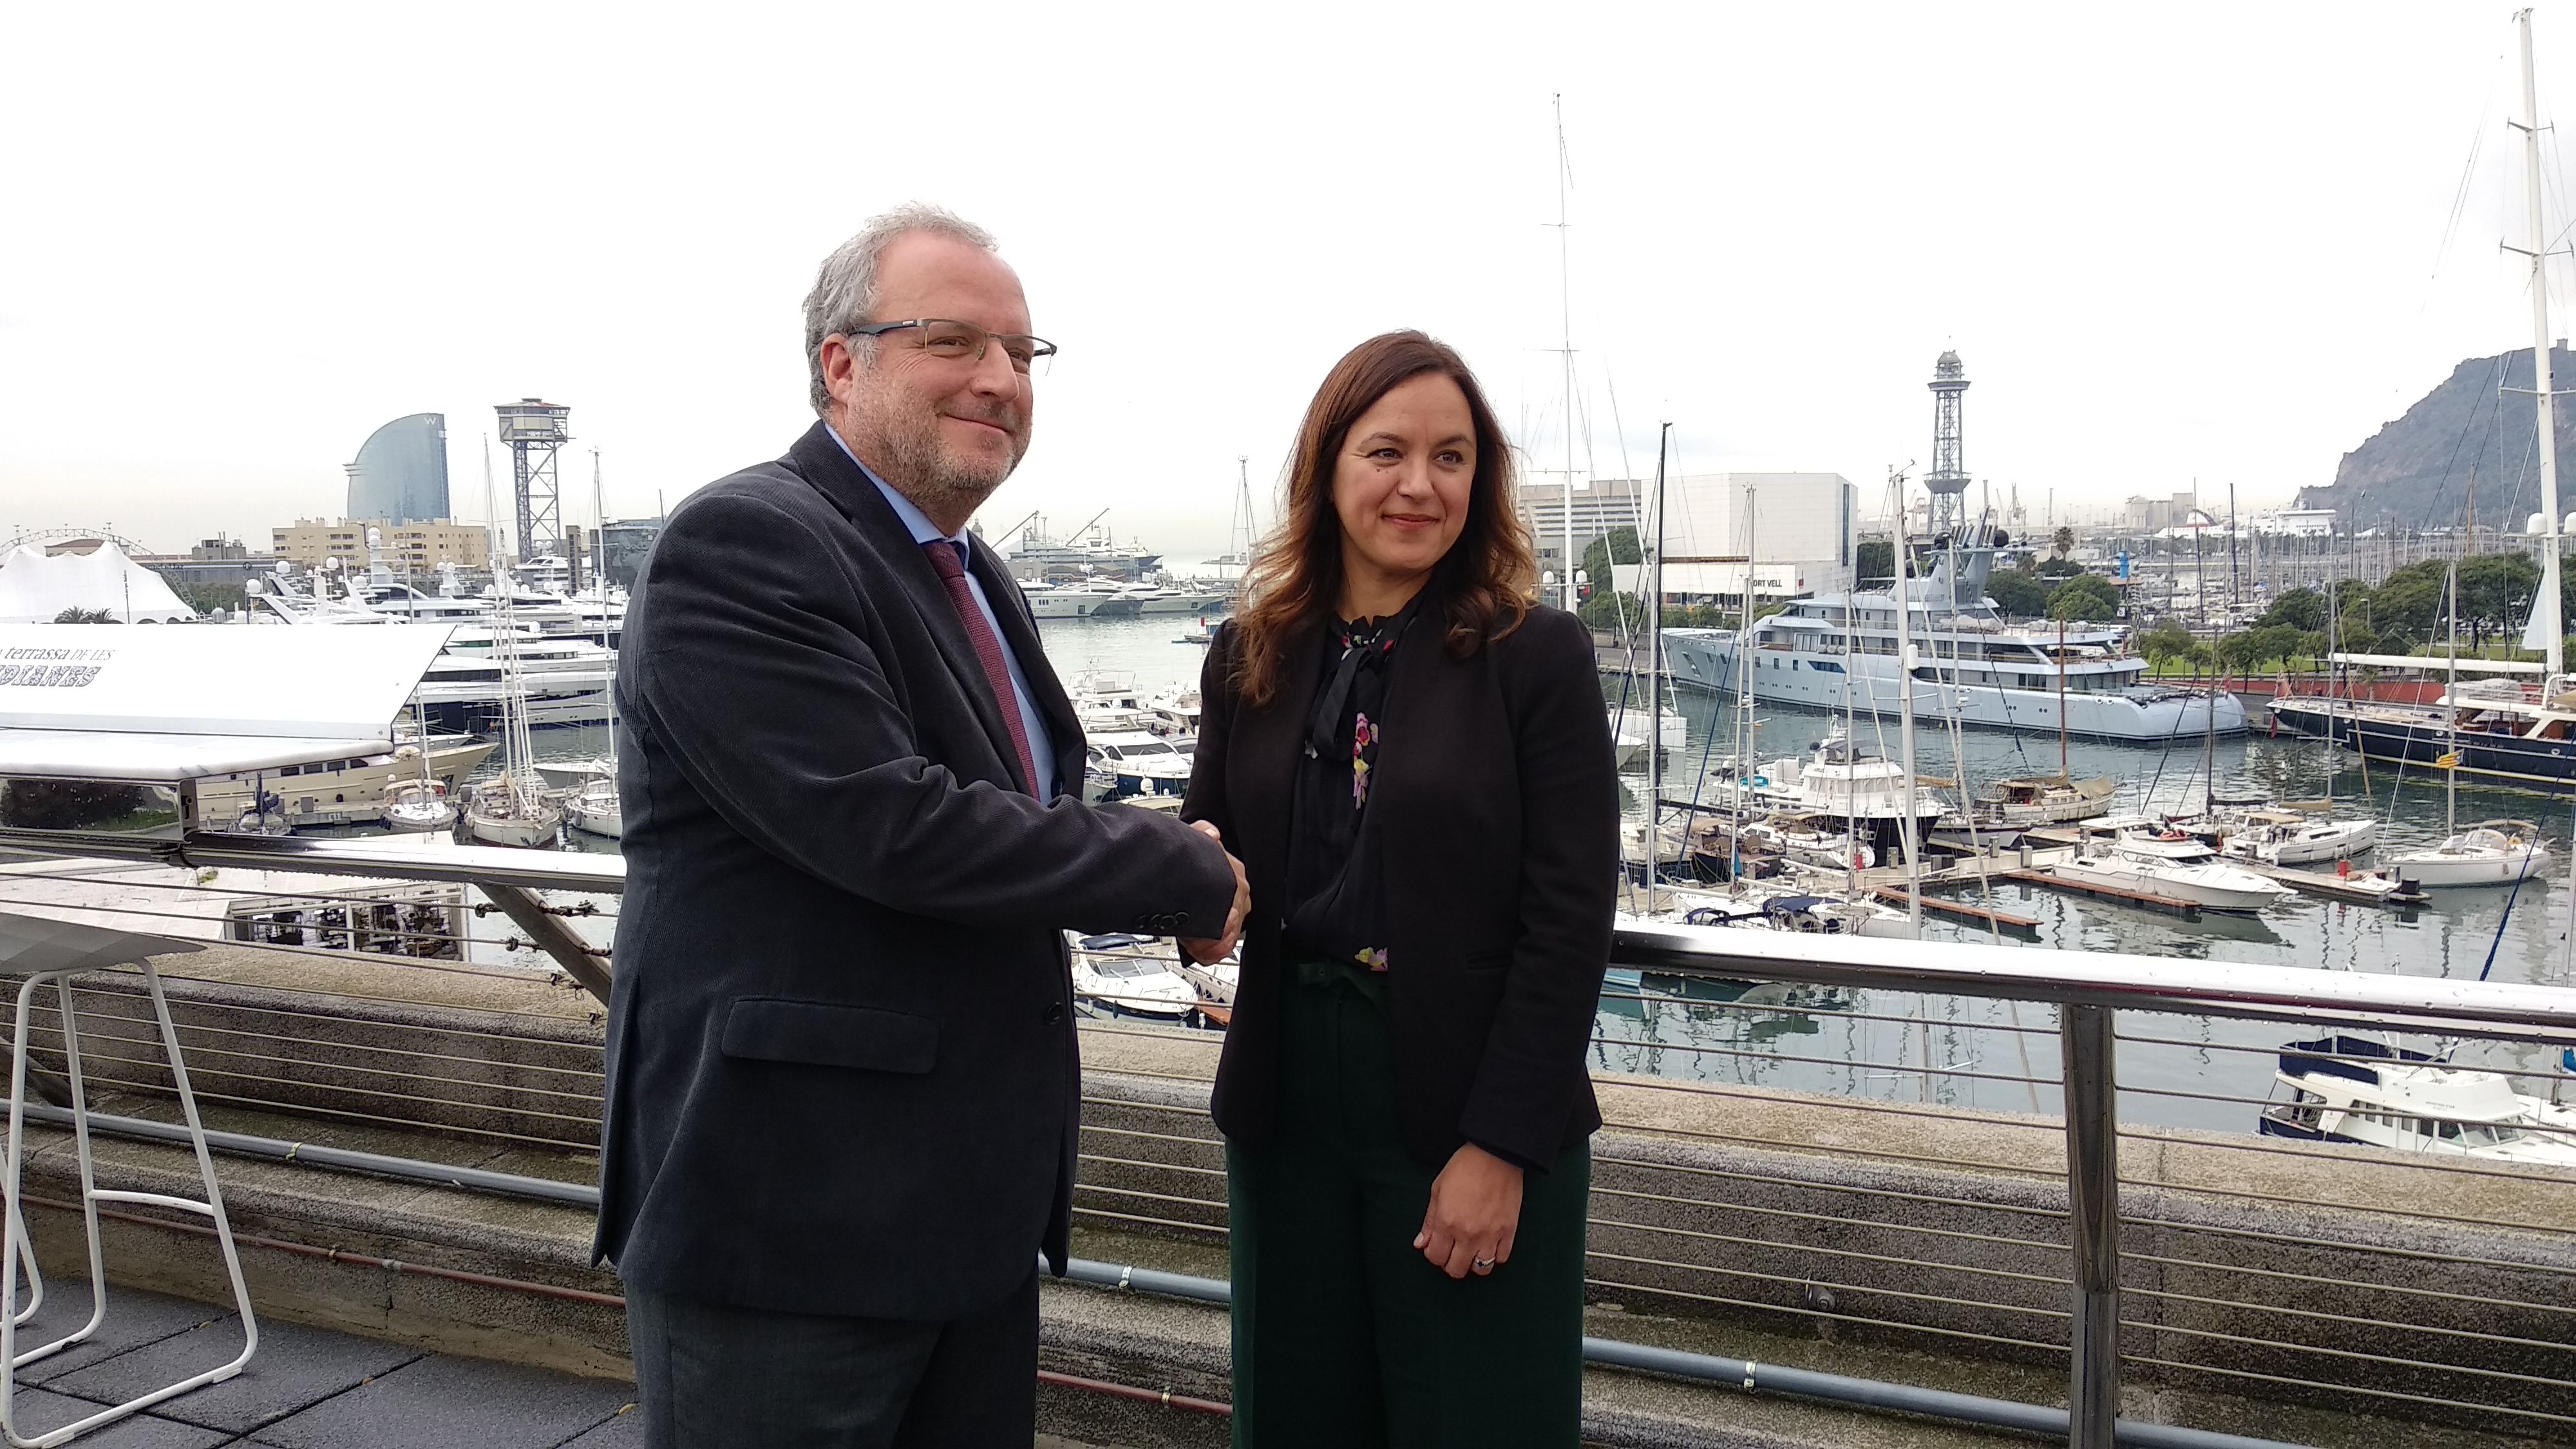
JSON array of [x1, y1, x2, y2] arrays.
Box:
[[2052, 525, 2076, 560], [50, 607, 117, 624]]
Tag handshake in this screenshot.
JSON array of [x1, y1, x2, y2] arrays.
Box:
[[1179, 820, 1252, 966]]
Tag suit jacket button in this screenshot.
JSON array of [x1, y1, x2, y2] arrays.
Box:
[[1044, 1003, 1066, 1025]]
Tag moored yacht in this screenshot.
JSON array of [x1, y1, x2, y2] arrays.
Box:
[[2049, 827, 2293, 912], [2259, 1035, 2576, 1166], [2387, 820, 2553, 889], [1663, 520, 2244, 742]]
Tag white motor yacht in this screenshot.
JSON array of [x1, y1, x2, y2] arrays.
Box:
[[2259, 1035, 2576, 1166], [1069, 934, 1200, 1019], [2387, 820, 2552, 889], [2211, 810, 2380, 867], [535, 757, 616, 790], [1083, 732, 1193, 802], [1144, 687, 1202, 739], [2049, 829, 2292, 913]]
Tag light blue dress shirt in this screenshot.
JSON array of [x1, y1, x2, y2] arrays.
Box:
[[826, 430, 1059, 799]]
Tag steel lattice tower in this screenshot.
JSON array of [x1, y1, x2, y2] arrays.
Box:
[[495, 399, 571, 562], [1924, 351, 1971, 543]]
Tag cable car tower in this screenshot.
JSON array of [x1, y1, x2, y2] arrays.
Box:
[[1924, 352, 1971, 545], [495, 399, 571, 564]]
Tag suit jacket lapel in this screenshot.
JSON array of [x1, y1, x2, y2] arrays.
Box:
[[785, 424, 1033, 793]]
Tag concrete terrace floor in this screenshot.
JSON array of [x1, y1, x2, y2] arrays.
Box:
[[2, 1282, 639, 1448], [0, 1282, 1125, 1449]]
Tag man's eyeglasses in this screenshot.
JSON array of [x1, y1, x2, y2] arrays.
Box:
[[845, 319, 1056, 374]]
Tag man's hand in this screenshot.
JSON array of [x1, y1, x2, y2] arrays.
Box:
[[1413, 1143, 1524, 1280], [1178, 820, 1250, 965]]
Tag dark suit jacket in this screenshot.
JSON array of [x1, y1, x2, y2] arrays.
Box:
[[596, 422, 1238, 1321], [1184, 603, 1617, 1169]]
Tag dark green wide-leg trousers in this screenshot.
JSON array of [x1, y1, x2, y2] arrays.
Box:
[[1225, 960, 1590, 1448]]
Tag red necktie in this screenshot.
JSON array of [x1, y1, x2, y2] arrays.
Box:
[[922, 541, 1041, 794]]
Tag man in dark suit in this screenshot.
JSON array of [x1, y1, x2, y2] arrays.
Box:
[[597, 204, 1251, 1448]]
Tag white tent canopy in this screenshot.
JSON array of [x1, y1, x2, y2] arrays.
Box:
[[0, 543, 197, 625]]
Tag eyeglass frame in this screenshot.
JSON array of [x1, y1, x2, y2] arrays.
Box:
[[842, 318, 1057, 373]]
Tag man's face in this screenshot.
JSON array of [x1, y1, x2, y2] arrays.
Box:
[[823, 232, 1036, 527]]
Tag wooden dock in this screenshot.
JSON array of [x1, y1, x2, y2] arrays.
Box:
[[1998, 868, 2204, 920], [2239, 860, 2428, 908], [1866, 887, 2042, 936]]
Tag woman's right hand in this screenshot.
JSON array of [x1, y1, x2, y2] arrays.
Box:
[[1180, 820, 1249, 961]]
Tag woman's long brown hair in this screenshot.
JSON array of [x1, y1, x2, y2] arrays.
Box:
[[1230, 330, 1539, 708]]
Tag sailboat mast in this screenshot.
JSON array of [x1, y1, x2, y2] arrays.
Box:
[[1553, 94, 1578, 612], [2447, 564, 2461, 836], [1648, 423, 1670, 914], [1889, 470, 1921, 934], [2519, 7, 2565, 682]]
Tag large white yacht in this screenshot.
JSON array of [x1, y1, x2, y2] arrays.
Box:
[[1662, 527, 2244, 742]]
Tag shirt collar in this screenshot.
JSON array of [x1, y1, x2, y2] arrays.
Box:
[[826, 426, 968, 554]]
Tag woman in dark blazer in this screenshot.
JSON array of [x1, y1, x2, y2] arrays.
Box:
[[1179, 330, 1618, 1446]]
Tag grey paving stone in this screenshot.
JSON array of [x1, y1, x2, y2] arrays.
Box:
[[51, 1312, 418, 1434], [247, 1352, 634, 1449], [8, 1283, 229, 1386], [0, 1387, 232, 1447], [557, 1403, 645, 1444]]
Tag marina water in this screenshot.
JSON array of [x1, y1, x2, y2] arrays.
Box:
[[505, 614, 2576, 1139]]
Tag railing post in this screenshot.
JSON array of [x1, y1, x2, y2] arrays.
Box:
[[2060, 1002, 2119, 1448], [479, 883, 613, 1005]]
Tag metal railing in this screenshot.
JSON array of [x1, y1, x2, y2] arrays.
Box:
[[3, 830, 2575, 1446]]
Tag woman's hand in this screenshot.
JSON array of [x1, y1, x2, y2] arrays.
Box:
[[1413, 1142, 1523, 1279]]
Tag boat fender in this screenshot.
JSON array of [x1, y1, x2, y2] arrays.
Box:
[[2336, 858, 2351, 879]]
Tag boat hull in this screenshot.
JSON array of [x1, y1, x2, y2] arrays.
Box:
[[2385, 849, 2550, 889], [2270, 696, 2576, 797], [2050, 860, 2285, 912], [1663, 632, 2246, 741]]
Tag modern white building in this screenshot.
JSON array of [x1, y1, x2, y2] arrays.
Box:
[[2250, 508, 2337, 538], [1519, 477, 1644, 582], [1649, 472, 1857, 601]]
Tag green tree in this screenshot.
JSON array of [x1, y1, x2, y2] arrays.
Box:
[[2333, 611, 2379, 658], [1985, 569, 2052, 618], [2137, 623, 2198, 673], [1578, 591, 1642, 631], [2260, 587, 2326, 633], [2365, 572, 2442, 653], [50, 607, 117, 623], [2046, 574, 2120, 622], [1578, 527, 1642, 601], [2035, 556, 2085, 580], [2052, 525, 2076, 559], [1855, 539, 1895, 586]]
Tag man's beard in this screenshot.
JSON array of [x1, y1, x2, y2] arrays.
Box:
[[845, 383, 1029, 524]]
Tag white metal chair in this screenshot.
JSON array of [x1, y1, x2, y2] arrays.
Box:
[[0, 916, 256, 1448]]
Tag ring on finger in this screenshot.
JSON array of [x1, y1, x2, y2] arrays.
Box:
[[1472, 1256, 1495, 1273]]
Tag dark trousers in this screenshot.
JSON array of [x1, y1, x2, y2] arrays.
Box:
[[625, 1269, 1038, 1449], [1226, 960, 1591, 1448]]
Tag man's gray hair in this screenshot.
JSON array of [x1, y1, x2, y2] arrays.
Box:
[[804, 204, 1001, 417]]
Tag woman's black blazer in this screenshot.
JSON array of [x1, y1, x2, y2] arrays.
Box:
[[1184, 602, 1619, 1169]]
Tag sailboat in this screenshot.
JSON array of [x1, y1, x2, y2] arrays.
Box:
[[2389, 567, 2552, 887], [381, 703, 459, 833], [463, 568, 566, 848], [2273, 11, 2576, 794], [564, 450, 625, 839], [462, 444, 565, 849]]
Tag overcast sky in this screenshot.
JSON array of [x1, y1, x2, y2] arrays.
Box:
[[6, 3, 2574, 558]]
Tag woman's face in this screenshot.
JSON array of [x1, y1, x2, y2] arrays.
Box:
[[1331, 372, 1477, 596]]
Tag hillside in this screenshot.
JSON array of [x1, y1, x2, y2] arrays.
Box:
[[2297, 345, 2576, 530]]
